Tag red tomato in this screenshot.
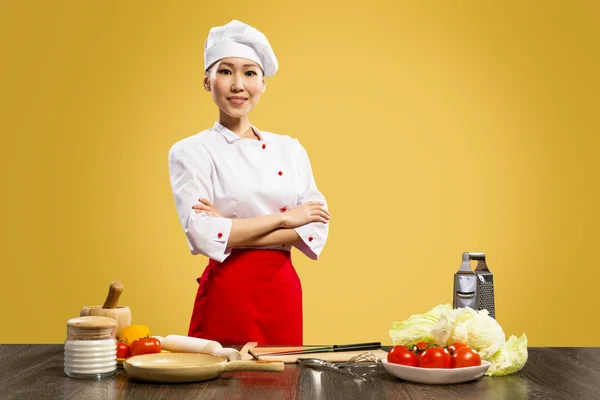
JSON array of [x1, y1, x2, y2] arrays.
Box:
[[418, 347, 451, 368], [130, 337, 162, 356], [116, 341, 131, 359], [447, 341, 467, 355], [387, 345, 418, 367], [451, 346, 481, 368], [413, 341, 430, 352]]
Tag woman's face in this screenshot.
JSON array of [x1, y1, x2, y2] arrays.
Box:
[[204, 57, 266, 119]]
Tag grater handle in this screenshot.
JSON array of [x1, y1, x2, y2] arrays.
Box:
[[468, 253, 486, 260], [458, 252, 490, 272]]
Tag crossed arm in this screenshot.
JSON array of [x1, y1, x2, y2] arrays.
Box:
[[192, 198, 330, 248]]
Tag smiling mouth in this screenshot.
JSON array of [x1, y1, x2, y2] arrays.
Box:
[[228, 97, 248, 104]]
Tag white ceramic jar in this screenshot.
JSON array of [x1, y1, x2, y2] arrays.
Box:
[[64, 316, 117, 379]]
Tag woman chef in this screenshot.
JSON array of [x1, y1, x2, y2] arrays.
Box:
[[168, 20, 330, 346]]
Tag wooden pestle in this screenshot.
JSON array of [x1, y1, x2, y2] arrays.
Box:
[[103, 281, 123, 309], [80, 280, 131, 338]]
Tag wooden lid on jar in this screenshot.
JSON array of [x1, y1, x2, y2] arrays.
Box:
[[67, 316, 117, 329], [66, 316, 117, 340]]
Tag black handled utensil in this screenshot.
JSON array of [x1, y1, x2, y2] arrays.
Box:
[[256, 342, 381, 357]]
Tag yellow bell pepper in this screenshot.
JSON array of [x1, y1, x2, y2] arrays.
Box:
[[118, 325, 150, 344]]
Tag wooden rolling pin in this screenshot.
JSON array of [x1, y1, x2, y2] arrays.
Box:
[[80, 281, 131, 338], [162, 335, 242, 361]]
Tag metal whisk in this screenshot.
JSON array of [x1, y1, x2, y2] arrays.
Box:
[[297, 351, 380, 381]]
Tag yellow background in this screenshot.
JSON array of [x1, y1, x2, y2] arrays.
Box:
[[1, 1, 598, 345]]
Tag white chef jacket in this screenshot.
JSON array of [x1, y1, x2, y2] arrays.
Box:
[[168, 121, 329, 262]]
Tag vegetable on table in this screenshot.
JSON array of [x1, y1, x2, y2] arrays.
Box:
[[486, 334, 529, 376], [387, 341, 482, 369], [447, 341, 467, 355], [451, 346, 481, 368], [130, 336, 162, 356], [418, 347, 452, 369], [116, 341, 131, 359], [118, 325, 151, 344], [389, 304, 528, 376], [387, 345, 418, 367]]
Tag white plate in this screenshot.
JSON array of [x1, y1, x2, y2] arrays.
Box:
[[381, 358, 490, 384]]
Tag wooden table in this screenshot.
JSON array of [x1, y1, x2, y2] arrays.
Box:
[[1, 345, 599, 399]]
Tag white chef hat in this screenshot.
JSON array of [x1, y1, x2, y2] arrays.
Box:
[[204, 20, 278, 77]]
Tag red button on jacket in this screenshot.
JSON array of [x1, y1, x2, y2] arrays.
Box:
[[278, 171, 283, 176], [262, 144, 266, 149], [217, 232, 223, 238], [308, 236, 313, 242]]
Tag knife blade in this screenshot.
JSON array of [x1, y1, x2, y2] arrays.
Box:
[[257, 342, 381, 357]]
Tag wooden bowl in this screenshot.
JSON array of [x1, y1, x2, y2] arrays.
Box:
[[80, 305, 131, 337]]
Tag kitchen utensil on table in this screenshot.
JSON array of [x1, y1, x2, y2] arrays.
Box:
[[247, 346, 389, 363], [256, 342, 382, 357], [64, 316, 118, 379], [297, 352, 380, 381], [80, 281, 132, 336], [161, 334, 242, 361], [381, 358, 491, 384], [453, 252, 496, 318], [123, 352, 283, 383]]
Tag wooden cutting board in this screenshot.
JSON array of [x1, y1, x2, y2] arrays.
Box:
[[246, 346, 388, 364]]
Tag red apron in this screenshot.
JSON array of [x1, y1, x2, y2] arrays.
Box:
[[188, 249, 303, 346]]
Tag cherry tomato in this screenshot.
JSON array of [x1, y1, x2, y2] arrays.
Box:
[[116, 341, 131, 359], [447, 341, 467, 355], [451, 346, 481, 368], [130, 337, 162, 356], [387, 345, 418, 367], [418, 347, 451, 368], [413, 341, 430, 352]]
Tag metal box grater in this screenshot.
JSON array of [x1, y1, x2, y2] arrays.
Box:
[[453, 252, 495, 318]]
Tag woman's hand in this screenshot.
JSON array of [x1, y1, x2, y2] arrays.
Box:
[[281, 201, 330, 229], [192, 198, 223, 217]]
